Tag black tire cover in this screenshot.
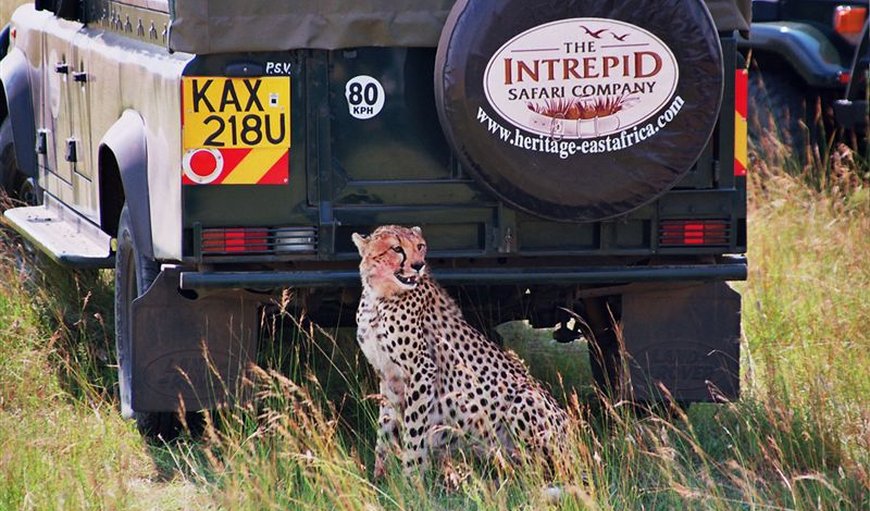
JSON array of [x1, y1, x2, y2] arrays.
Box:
[[435, 0, 723, 222]]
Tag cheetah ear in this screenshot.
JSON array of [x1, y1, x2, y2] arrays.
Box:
[[411, 226, 423, 236], [351, 233, 369, 253]]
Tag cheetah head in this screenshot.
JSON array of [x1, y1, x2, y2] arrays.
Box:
[[352, 225, 428, 298]]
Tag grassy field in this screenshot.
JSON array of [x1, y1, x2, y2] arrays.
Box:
[[1, 143, 867, 510], [0, 6, 866, 500]]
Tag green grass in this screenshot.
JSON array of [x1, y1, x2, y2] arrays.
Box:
[[0, 241, 210, 510], [0, 149, 867, 509]]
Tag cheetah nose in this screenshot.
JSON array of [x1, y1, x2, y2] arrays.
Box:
[[411, 262, 425, 272]]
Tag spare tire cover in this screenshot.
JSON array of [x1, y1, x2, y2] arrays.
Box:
[[435, 0, 723, 222]]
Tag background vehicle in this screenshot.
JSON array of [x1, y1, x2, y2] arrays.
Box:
[[0, 0, 749, 438], [741, 0, 868, 151]]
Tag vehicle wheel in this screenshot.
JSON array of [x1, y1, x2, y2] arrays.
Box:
[[748, 61, 814, 163], [749, 58, 843, 167], [0, 118, 23, 203], [115, 204, 192, 440], [582, 298, 626, 402]]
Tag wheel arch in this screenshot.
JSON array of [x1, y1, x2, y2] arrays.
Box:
[[98, 110, 153, 259], [740, 22, 847, 89], [0, 45, 37, 179]]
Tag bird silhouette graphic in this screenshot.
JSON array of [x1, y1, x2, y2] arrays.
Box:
[[579, 25, 608, 39], [612, 33, 630, 41]]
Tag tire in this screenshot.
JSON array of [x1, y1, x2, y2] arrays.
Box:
[[0, 118, 23, 201], [435, 0, 724, 222], [0, 118, 40, 206], [582, 298, 626, 401], [114, 204, 190, 440], [748, 61, 812, 163]]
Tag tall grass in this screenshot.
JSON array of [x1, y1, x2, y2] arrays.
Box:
[[0, 232, 209, 510], [181, 139, 868, 509], [0, 142, 867, 509], [0, 243, 140, 510]]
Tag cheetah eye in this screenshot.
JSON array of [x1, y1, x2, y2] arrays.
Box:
[[417, 244, 425, 251], [392, 246, 403, 253]]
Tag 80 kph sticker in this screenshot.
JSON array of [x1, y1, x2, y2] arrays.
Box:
[[345, 75, 385, 119]]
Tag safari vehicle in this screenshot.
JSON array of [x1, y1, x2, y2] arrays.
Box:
[[741, 0, 868, 143], [0, 0, 750, 437]]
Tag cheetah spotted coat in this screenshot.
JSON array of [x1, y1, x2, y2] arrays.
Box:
[[353, 225, 567, 476]]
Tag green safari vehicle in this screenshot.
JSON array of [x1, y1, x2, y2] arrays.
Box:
[[0, 0, 750, 437]]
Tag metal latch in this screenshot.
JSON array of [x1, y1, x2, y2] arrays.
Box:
[[35, 129, 48, 155], [65, 138, 77, 163]]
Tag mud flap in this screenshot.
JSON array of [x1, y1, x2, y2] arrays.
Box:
[[622, 281, 740, 402], [130, 267, 262, 412]]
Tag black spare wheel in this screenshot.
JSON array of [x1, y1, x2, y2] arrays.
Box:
[[435, 0, 723, 222]]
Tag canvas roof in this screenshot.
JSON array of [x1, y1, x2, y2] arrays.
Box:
[[167, 0, 751, 54]]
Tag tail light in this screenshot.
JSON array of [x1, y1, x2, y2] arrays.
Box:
[[834, 6, 867, 45], [659, 219, 730, 247], [199, 226, 317, 256], [202, 228, 269, 254]]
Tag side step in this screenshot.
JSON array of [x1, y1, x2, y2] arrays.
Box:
[[2, 196, 114, 268]]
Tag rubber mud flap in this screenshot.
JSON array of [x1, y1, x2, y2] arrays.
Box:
[[435, 0, 723, 222], [130, 267, 262, 412], [621, 281, 741, 402]]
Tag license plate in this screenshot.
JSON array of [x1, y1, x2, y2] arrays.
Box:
[[182, 76, 291, 185], [183, 76, 290, 148]]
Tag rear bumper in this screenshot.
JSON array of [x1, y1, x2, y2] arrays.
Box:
[[178, 256, 747, 290]]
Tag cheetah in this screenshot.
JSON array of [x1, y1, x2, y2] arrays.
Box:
[[353, 225, 568, 477]]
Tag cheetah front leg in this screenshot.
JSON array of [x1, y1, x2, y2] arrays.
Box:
[[374, 402, 400, 478], [374, 372, 404, 479], [400, 364, 438, 475]]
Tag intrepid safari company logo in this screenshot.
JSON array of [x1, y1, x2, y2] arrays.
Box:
[[482, 18, 682, 156]]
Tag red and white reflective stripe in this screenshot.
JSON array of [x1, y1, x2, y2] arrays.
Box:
[[734, 69, 748, 177]]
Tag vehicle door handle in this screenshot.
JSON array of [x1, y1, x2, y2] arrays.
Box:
[[72, 71, 88, 83], [55, 62, 69, 74]]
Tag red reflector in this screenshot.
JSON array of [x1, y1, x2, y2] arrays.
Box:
[[183, 148, 225, 185], [660, 220, 729, 247], [734, 69, 748, 177], [838, 72, 852, 85], [189, 150, 218, 177], [202, 228, 269, 254]]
